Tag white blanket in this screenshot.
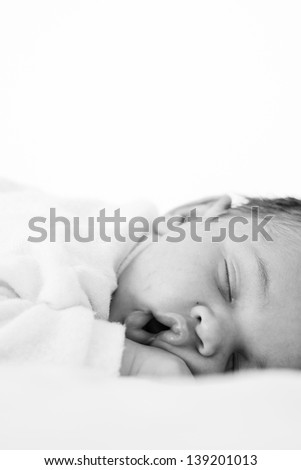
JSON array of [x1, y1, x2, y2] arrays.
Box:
[[0, 181, 155, 376], [1, 366, 300, 449]]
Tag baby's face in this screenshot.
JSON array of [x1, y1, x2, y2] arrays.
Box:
[[110, 216, 301, 375]]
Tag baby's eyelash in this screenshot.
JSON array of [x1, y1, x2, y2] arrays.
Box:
[[225, 260, 232, 302]]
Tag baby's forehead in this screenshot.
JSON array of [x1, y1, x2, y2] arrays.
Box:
[[211, 210, 279, 257]]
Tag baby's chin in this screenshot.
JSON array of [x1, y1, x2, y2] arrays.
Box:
[[149, 338, 203, 375]]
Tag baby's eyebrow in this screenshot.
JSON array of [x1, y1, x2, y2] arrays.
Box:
[[254, 251, 270, 299]]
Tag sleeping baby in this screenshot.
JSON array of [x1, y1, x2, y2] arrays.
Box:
[[0, 181, 300, 377], [112, 195, 301, 376]]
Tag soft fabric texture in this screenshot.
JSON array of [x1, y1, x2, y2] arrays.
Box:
[[0, 365, 300, 449], [0, 180, 156, 376]]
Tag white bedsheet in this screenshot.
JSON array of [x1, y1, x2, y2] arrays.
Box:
[[1, 366, 300, 449]]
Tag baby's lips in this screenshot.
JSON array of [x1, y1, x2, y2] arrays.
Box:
[[154, 312, 191, 346], [125, 310, 154, 345], [126, 310, 152, 329]]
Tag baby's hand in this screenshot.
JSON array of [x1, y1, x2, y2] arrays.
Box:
[[120, 339, 192, 377]]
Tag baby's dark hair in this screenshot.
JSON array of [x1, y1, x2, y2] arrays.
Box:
[[168, 195, 301, 241], [235, 196, 301, 217], [230, 196, 301, 243]]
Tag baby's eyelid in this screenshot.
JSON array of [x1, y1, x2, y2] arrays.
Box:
[[216, 262, 230, 303]]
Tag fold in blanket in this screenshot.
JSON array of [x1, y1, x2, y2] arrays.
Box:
[[0, 181, 156, 376]]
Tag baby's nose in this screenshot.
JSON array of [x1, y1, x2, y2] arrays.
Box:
[[153, 311, 197, 347]]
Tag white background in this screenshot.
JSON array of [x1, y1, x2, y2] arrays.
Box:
[[1, 1, 301, 212]]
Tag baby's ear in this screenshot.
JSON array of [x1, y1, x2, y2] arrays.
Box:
[[202, 194, 232, 217], [164, 194, 232, 219], [156, 195, 232, 236]]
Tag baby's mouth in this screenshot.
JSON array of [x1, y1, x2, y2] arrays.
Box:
[[125, 310, 168, 345], [125, 310, 191, 346], [143, 315, 170, 333]]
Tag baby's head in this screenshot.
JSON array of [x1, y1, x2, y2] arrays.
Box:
[[110, 195, 301, 375]]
